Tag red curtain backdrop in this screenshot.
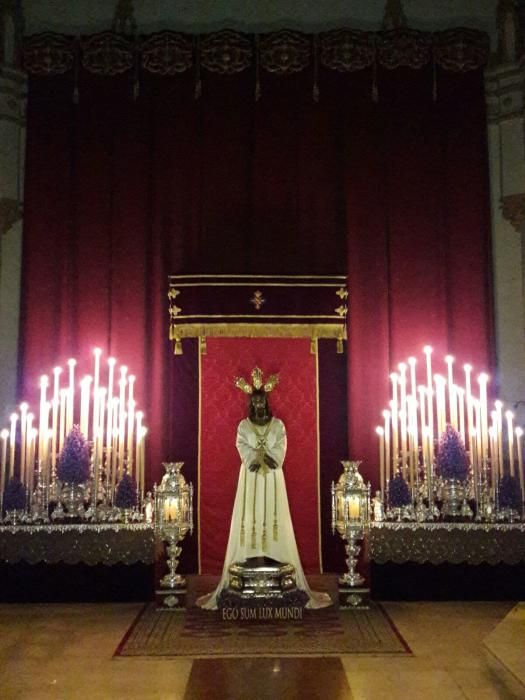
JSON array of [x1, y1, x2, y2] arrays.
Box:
[[19, 62, 493, 493], [199, 338, 320, 575]]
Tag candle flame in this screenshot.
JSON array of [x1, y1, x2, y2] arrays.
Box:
[[389, 372, 398, 382], [0, 429, 8, 440], [505, 410, 514, 420], [382, 409, 390, 419], [120, 366, 128, 377], [478, 373, 489, 383], [40, 375, 49, 387], [495, 400, 503, 409], [445, 355, 454, 363], [108, 357, 116, 366], [53, 366, 62, 375], [423, 345, 432, 354], [20, 402, 28, 411], [398, 362, 407, 372], [10, 413, 18, 422], [67, 358, 76, 367], [463, 363, 472, 372], [516, 427, 523, 437], [93, 347, 102, 356], [376, 426, 384, 435], [408, 357, 416, 365]]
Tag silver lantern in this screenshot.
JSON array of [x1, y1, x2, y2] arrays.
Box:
[[331, 460, 370, 606], [154, 462, 193, 609]]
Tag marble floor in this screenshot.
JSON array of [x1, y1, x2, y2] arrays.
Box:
[[0, 600, 523, 699]]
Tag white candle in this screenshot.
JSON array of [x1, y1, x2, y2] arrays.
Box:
[[59, 388, 67, 454], [98, 388, 107, 466], [79, 376, 92, 439], [41, 401, 50, 476], [19, 402, 28, 485], [139, 426, 147, 500], [408, 357, 417, 401], [478, 373, 489, 466], [457, 387, 465, 443], [1, 429, 8, 494], [376, 426, 385, 496], [382, 409, 391, 482], [506, 410, 515, 476], [51, 367, 61, 469], [127, 375, 136, 471], [38, 375, 48, 465], [390, 372, 399, 471], [92, 348, 102, 443], [9, 413, 18, 479], [399, 363, 407, 473], [106, 357, 116, 451], [135, 411, 143, 489], [495, 400, 504, 477], [118, 410, 127, 478], [26, 413, 34, 478], [445, 355, 455, 427], [423, 346, 434, 451], [490, 409, 499, 476], [516, 427, 524, 507], [464, 364, 473, 451], [434, 375, 446, 435], [418, 386, 427, 462], [67, 359, 76, 433]]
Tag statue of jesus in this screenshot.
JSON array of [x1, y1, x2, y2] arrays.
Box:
[[197, 367, 331, 610]]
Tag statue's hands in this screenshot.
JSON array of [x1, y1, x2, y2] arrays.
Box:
[[249, 462, 260, 473], [264, 455, 278, 470]]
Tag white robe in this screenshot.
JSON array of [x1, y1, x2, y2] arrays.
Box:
[[197, 417, 331, 609]]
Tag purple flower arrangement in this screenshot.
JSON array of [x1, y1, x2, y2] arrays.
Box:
[[57, 426, 90, 484], [498, 474, 522, 510], [388, 473, 411, 508], [115, 472, 137, 509], [3, 477, 26, 511], [436, 425, 469, 481]]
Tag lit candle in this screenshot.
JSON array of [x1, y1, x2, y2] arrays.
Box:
[[26, 413, 34, 477], [464, 364, 473, 451], [506, 410, 515, 476], [19, 402, 28, 485], [38, 375, 48, 465], [490, 409, 499, 476], [478, 373, 489, 467], [376, 426, 385, 497], [457, 387, 465, 443], [140, 426, 147, 501], [390, 372, 399, 471], [127, 375, 136, 472], [135, 411, 143, 489], [106, 357, 116, 452], [408, 357, 417, 402], [29, 428, 38, 478], [434, 375, 446, 435], [495, 400, 504, 477], [423, 346, 434, 451], [79, 376, 92, 439], [445, 355, 455, 427], [515, 427, 524, 507], [67, 359, 76, 433], [118, 410, 127, 478], [92, 348, 102, 443], [9, 413, 18, 479], [399, 363, 407, 474], [98, 388, 107, 466], [0, 429, 8, 494], [382, 410, 391, 481], [51, 367, 61, 469], [418, 386, 427, 462], [59, 388, 67, 454], [348, 495, 360, 520]]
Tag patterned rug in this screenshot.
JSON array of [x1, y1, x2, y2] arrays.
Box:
[[115, 576, 410, 658]]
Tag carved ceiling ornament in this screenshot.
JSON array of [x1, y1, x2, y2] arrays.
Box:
[[376, 29, 432, 70], [141, 32, 192, 75], [82, 31, 133, 76], [21, 28, 490, 81], [496, 0, 522, 63], [200, 30, 252, 74], [382, 0, 408, 31], [112, 0, 136, 37], [0, 197, 21, 236], [259, 30, 310, 74], [320, 30, 374, 72], [434, 28, 490, 72], [22, 32, 74, 75], [501, 193, 525, 232]]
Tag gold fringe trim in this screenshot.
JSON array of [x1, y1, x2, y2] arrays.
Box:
[[251, 472, 258, 549], [273, 471, 278, 542], [262, 472, 268, 551], [240, 467, 247, 547]]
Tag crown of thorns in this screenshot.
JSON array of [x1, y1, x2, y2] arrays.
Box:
[[234, 367, 279, 395]]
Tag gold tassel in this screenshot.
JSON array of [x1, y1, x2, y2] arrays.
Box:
[[169, 324, 174, 341], [200, 336, 207, 355], [337, 337, 343, 354], [251, 524, 257, 550], [174, 339, 182, 355], [262, 527, 267, 551], [240, 522, 245, 547], [310, 338, 317, 355], [273, 519, 278, 542]]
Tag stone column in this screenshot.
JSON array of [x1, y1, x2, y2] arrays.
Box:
[[485, 1, 525, 420], [0, 1, 25, 423]]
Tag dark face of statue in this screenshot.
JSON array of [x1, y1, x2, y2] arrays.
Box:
[[248, 391, 272, 424]]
